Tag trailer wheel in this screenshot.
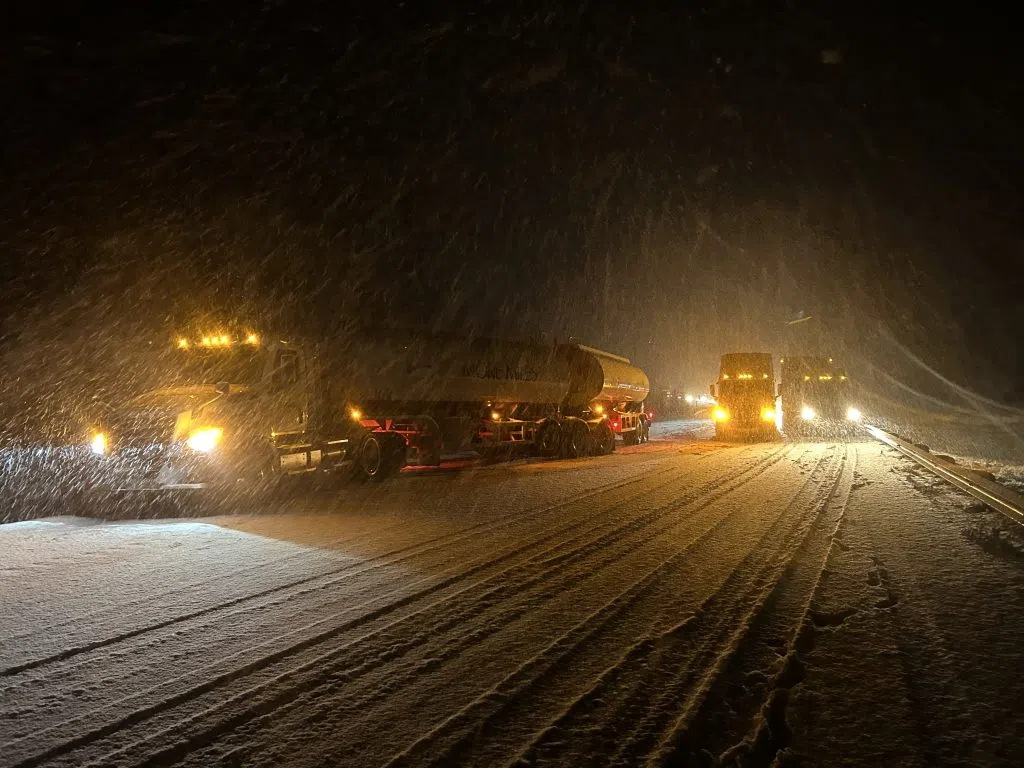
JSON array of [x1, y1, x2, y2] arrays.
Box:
[[537, 421, 561, 457], [562, 419, 589, 459], [594, 422, 615, 455]]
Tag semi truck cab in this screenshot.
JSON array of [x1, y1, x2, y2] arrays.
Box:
[[85, 332, 404, 497], [710, 352, 779, 441], [778, 355, 863, 436]]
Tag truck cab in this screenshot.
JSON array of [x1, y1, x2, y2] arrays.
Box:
[[709, 352, 779, 441], [778, 355, 863, 436], [85, 332, 403, 497]]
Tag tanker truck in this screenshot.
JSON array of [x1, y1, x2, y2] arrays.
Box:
[[81, 329, 650, 496]]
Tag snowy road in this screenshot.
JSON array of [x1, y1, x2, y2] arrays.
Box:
[[2, 423, 1022, 767]]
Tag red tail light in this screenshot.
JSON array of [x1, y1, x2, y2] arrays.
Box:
[[647, 411, 654, 420]]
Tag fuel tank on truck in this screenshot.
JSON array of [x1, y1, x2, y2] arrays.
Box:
[[561, 344, 650, 408], [324, 330, 572, 407]]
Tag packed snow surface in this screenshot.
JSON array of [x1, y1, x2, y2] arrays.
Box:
[[1, 422, 1021, 767]]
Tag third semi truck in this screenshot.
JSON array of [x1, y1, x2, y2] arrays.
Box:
[[778, 355, 863, 436]]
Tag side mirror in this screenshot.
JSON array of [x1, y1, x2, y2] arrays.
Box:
[[214, 381, 230, 395], [709, 384, 715, 398]]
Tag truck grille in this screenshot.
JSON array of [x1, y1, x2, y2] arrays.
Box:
[[109, 412, 177, 450]]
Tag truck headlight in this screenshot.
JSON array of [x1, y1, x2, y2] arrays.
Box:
[[761, 407, 776, 422], [846, 406, 862, 422], [90, 433, 107, 455], [800, 405, 816, 421], [186, 427, 223, 453], [713, 407, 729, 422]]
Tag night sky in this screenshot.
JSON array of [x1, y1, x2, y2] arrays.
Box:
[[2, 2, 1022, 415]]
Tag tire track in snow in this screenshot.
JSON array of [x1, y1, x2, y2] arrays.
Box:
[[668, 445, 857, 767], [1, 455, 686, 679], [361, 445, 821, 768], [379, 445, 839, 768], [0, 458, 689, 719], [1, 498, 424, 646], [71, 446, 792, 768], [633, 445, 852, 768], [3, 454, 680, 656], [131, 447, 799, 768], [1, 453, 695, 690], [2, 448, 775, 767], [0, 460, 691, 746]]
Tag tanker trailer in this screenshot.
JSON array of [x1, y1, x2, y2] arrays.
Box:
[[562, 344, 651, 445], [325, 331, 650, 463]]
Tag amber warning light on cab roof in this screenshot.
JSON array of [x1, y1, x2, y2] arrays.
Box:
[[176, 332, 261, 349]]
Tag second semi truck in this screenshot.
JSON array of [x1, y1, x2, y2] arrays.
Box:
[[709, 352, 779, 441], [778, 355, 863, 435]]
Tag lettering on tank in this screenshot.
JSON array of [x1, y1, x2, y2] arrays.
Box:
[[460, 363, 541, 381]]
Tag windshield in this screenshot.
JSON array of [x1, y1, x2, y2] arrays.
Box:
[[718, 379, 773, 399], [165, 348, 265, 386]]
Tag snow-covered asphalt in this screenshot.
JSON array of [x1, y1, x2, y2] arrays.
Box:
[[1, 421, 1021, 767]]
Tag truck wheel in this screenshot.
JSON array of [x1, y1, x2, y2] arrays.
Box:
[[356, 434, 405, 482], [355, 434, 386, 481], [537, 421, 561, 457], [594, 422, 615, 455], [623, 427, 637, 446], [562, 419, 589, 459]]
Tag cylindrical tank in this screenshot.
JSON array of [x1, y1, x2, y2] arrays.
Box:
[[325, 330, 571, 406], [561, 344, 650, 408], [324, 332, 649, 413]]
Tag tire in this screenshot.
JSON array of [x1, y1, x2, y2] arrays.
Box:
[[593, 422, 615, 455], [355, 434, 402, 482], [561, 419, 589, 459], [623, 427, 638, 446], [638, 419, 649, 444], [536, 421, 562, 457]]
